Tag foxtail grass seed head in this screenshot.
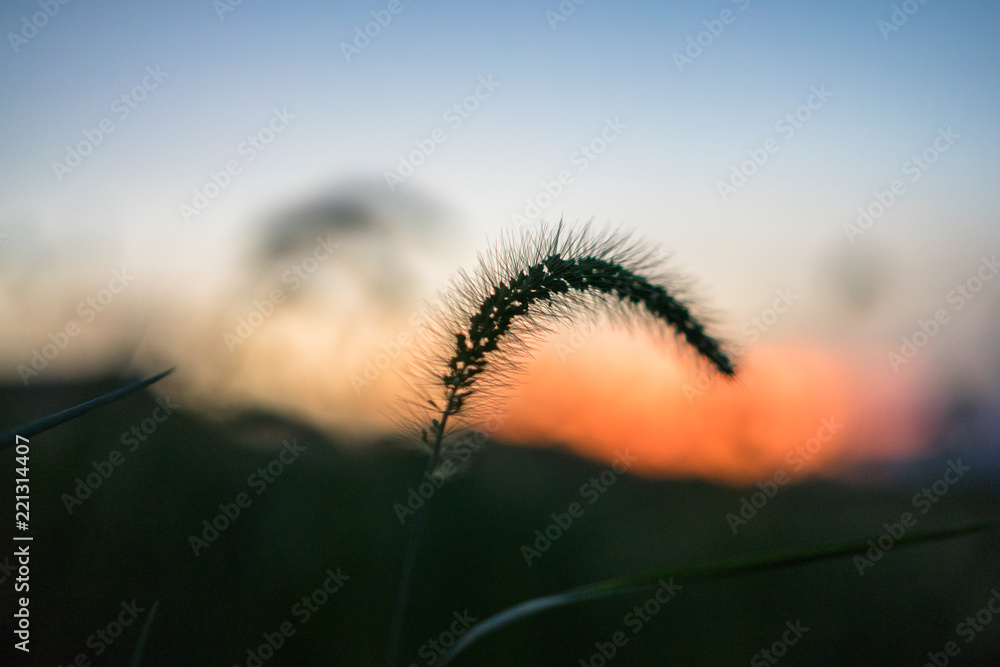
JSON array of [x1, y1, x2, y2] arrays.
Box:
[[404, 221, 736, 469]]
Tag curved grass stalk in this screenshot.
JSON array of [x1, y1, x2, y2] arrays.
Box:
[[438, 518, 1000, 665], [383, 222, 735, 666]]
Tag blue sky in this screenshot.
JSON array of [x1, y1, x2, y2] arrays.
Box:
[[4, 1, 998, 237], [3, 4, 997, 200]]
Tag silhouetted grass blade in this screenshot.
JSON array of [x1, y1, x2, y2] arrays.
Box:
[[0, 368, 174, 449], [438, 519, 1000, 665]]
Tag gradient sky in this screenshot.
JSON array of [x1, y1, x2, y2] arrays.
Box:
[[2, 1, 999, 479], [2, 3, 997, 284]]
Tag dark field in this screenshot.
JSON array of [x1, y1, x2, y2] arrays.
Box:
[[2, 377, 998, 666]]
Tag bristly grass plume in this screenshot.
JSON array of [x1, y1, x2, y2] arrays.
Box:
[[384, 221, 737, 666], [404, 220, 737, 471]]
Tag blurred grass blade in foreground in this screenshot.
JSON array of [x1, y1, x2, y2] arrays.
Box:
[[0, 368, 174, 449], [439, 518, 1000, 665]]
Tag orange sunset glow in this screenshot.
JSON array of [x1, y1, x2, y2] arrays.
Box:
[[494, 328, 931, 483]]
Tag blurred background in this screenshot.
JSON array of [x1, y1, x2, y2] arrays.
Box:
[[1, 0, 999, 664]]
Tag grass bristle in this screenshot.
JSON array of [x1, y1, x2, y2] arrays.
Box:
[[401, 220, 737, 467]]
